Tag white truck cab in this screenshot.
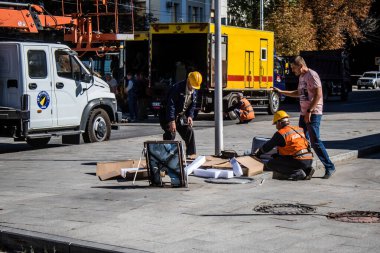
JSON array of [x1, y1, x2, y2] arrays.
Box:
[[0, 42, 121, 146]]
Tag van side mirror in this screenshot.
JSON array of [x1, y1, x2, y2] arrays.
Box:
[[83, 73, 92, 83], [89, 58, 94, 74]]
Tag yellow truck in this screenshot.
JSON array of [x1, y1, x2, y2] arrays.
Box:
[[149, 23, 280, 116]]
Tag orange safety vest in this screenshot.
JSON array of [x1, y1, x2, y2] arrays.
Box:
[[277, 125, 313, 160], [239, 98, 255, 121]]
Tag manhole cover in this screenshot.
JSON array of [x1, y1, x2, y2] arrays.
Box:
[[254, 203, 316, 215], [204, 177, 254, 184], [327, 211, 380, 223]]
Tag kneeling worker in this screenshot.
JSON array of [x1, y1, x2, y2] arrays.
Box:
[[255, 110, 314, 180], [225, 93, 255, 124]]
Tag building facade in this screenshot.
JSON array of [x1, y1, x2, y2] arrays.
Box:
[[135, 0, 227, 24]]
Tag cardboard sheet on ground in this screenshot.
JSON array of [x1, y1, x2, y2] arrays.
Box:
[[236, 156, 264, 176], [96, 160, 147, 181]]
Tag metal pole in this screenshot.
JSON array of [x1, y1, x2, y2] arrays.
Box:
[[260, 0, 264, 30], [214, 0, 223, 156]]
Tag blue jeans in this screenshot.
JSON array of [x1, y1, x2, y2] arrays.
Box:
[[299, 114, 335, 174]]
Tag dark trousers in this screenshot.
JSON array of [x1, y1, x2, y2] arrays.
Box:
[[128, 94, 138, 120], [266, 156, 313, 175], [162, 123, 196, 156]]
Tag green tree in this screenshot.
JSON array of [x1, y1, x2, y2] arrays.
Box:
[[266, 1, 316, 55], [230, 0, 375, 54], [306, 0, 374, 49], [228, 0, 259, 28]]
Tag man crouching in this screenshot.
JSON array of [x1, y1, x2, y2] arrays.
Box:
[[255, 110, 315, 180]]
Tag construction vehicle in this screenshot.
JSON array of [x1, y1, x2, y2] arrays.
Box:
[[284, 50, 351, 101], [0, 0, 134, 52], [149, 23, 279, 117], [0, 41, 121, 146], [0, 1, 138, 146]]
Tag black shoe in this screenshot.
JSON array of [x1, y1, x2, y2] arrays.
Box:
[[322, 169, 336, 179], [272, 171, 289, 180], [305, 168, 315, 180], [288, 170, 307, 181]]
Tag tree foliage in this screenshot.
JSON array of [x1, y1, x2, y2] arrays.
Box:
[[228, 0, 376, 54], [266, 1, 316, 55], [228, 0, 260, 28]]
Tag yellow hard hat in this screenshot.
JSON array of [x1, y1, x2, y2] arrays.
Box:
[[272, 110, 289, 124], [188, 71, 202, 89]]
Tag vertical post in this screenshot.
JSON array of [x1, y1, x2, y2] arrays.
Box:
[[214, 0, 223, 156], [260, 0, 264, 30]]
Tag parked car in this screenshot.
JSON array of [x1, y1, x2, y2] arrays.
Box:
[[357, 71, 380, 89]]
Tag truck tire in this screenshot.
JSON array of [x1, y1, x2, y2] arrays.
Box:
[[267, 91, 280, 115], [83, 108, 111, 143], [26, 137, 51, 147], [227, 94, 239, 120]]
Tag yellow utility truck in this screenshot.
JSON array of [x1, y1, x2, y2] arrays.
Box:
[[149, 23, 279, 117]]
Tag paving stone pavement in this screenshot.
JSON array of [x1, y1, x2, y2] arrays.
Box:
[[0, 111, 379, 252]]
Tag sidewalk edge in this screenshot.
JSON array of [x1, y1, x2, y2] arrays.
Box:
[[0, 225, 150, 253]]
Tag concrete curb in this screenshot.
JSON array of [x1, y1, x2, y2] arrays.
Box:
[[312, 144, 380, 170], [0, 225, 150, 253]]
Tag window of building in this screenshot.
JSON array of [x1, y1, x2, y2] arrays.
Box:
[[172, 3, 179, 22], [188, 6, 201, 22]]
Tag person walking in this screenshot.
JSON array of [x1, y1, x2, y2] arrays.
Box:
[[159, 71, 202, 158], [273, 56, 336, 179], [255, 110, 314, 181], [225, 93, 255, 124]]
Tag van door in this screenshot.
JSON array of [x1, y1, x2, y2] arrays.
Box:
[[24, 45, 54, 130], [259, 39, 268, 88], [52, 48, 89, 127]]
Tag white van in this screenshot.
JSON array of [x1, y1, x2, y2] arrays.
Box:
[[0, 42, 121, 147]]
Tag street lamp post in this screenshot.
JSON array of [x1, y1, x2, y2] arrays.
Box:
[[214, 0, 223, 156]]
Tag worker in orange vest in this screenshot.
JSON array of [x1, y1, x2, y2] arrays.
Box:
[[225, 93, 255, 124], [254, 110, 314, 181]]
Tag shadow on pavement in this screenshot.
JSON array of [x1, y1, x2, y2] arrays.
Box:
[[91, 185, 150, 189], [324, 133, 380, 153], [0, 143, 65, 154], [197, 213, 326, 217], [82, 162, 98, 166]]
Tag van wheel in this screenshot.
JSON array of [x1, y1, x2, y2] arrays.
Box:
[[26, 137, 51, 147], [227, 94, 239, 120], [267, 91, 280, 115], [83, 108, 111, 143]]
